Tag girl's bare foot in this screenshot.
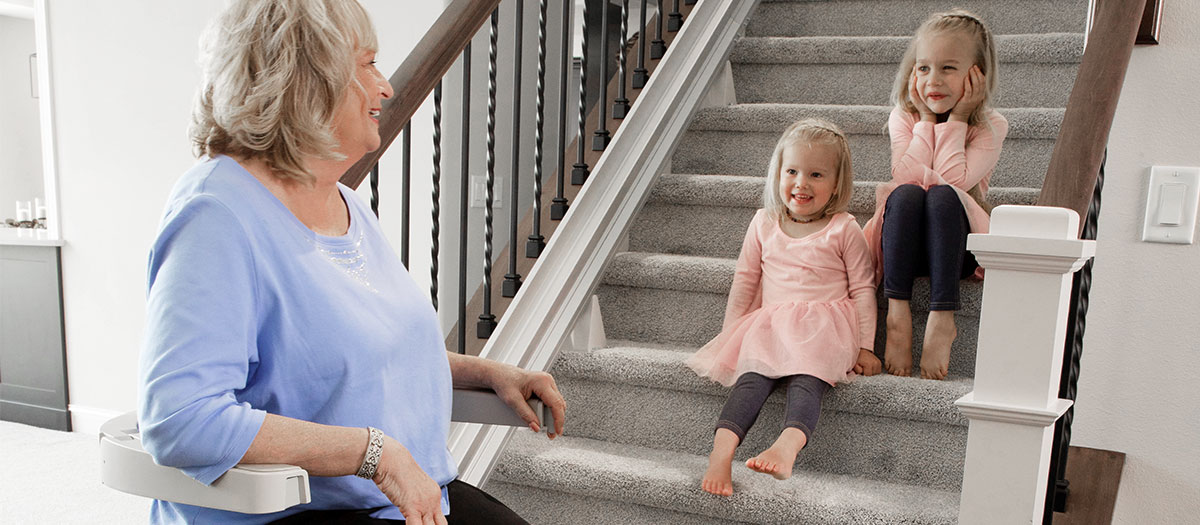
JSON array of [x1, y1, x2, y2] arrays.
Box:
[[702, 428, 739, 496], [885, 299, 914, 376], [920, 310, 957, 380], [745, 427, 807, 480]]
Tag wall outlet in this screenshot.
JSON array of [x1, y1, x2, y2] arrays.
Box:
[[1142, 166, 1200, 244], [470, 175, 503, 209]]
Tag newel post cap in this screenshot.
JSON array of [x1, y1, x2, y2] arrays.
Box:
[[967, 206, 1096, 273]]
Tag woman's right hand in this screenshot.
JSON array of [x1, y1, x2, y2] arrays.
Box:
[[373, 436, 448, 525], [909, 69, 936, 122]]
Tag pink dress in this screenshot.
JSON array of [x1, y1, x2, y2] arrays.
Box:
[[686, 211, 876, 387], [863, 107, 1008, 282]]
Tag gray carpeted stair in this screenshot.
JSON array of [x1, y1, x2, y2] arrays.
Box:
[[488, 1, 1086, 522]]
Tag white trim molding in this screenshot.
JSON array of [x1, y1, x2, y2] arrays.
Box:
[[449, 0, 761, 487], [957, 205, 1096, 525]]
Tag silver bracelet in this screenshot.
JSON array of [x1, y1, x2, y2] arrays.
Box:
[[356, 427, 384, 479]]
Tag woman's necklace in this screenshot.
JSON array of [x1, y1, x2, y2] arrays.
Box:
[[785, 210, 823, 224], [310, 231, 378, 293]]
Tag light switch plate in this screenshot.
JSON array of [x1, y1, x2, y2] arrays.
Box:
[[1142, 166, 1200, 244], [469, 175, 502, 209]]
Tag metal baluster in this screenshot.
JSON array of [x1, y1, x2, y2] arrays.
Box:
[[527, 0, 548, 256], [503, 0, 525, 298], [479, 11, 499, 339], [651, 0, 666, 59], [612, 0, 630, 119], [1044, 152, 1106, 521], [570, 0, 590, 185], [457, 44, 472, 355], [369, 163, 380, 217], [667, 0, 682, 32], [592, 0, 610, 150], [632, 0, 649, 88], [401, 122, 411, 268], [431, 81, 442, 311], [551, 0, 571, 220]]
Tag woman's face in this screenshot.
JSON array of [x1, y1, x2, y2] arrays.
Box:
[[332, 49, 394, 160], [912, 32, 976, 115]]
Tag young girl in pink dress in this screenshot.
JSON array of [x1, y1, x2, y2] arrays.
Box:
[[863, 10, 1008, 380], [687, 119, 881, 496]]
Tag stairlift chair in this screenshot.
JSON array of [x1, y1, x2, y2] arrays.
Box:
[[99, 388, 551, 514]]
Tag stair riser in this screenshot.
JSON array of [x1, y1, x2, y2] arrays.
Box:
[[731, 63, 1078, 108], [747, 0, 1087, 37], [554, 377, 968, 489], [630, 187, 1038, 258], [598, 285, 981, 377], [673, 130, 1054, 188], [485, 480, 740, 525]]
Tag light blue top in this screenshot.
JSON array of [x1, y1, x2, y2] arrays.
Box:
[[138, 155, 455, 524]]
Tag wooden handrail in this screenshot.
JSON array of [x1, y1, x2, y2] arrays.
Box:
[[1036, 0, 1147, 235], [340, 0, 503, 189]]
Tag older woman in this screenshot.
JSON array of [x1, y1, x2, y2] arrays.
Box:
[[137, 1, 563, 524]]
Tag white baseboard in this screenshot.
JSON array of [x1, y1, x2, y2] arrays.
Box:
[[69, 404, 127, 435]]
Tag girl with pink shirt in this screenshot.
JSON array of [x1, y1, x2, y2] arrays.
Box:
[[687, 119, 881, 496], [863, 10, 1007, 380]]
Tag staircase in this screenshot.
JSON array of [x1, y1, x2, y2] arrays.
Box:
[[486, 1, 1088, 522]]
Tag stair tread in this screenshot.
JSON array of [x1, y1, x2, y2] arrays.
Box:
[[495, 430, 959, 524], [688, 104, 1064, 137], [649, 173, 1040, 209], [731, 33, 1084, 65], [554, 342, 972, 427]]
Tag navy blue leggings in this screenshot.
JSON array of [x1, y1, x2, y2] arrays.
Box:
[[881, 184, 979, 311], [715, 372, 830, 443]]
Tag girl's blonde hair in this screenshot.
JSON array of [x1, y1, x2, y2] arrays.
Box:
[[763, 118, 854, 220], [891, 9, 998, 127], [191, 0, 379, 184]]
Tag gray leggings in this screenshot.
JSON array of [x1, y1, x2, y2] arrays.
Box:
[[715, 372, 830, 443]]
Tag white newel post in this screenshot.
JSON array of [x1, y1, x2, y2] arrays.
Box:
[[955, 205, 1096, 524]]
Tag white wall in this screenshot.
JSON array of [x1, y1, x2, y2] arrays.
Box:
[[0, 15, 43, 215], [47, 1, 447, 433], [1071, 4, 1200, 523]]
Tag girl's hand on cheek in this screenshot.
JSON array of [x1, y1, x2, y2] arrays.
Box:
[[909, 70, 936, 122], [951, 65, 986, 122]]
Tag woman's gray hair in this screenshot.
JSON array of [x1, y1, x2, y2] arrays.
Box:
[[890, 9, 999, 128], [191, 0, 379, 184], [762, 118, 855, 220]]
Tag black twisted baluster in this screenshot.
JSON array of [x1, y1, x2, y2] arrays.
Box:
[[369, 163, 380, 217], [401, 122, 411, 268], [503, 0, 525, 298], [1043, 152, 1106, 521], [551, 0, 570, 220], [570, 0, 590, 185], [612, 0, 630, 119], [527, 0, 547, 256], [633, 0, 649, 88], [667, 0, 682, 32], [651, 0, 666, 59], [430, 81, 442, 311], [592, 0, 610, 150], [479, 10, 499, 339], [457, 44, 472, 355]]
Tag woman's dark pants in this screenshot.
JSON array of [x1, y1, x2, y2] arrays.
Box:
[[881, 184, 979, 311]]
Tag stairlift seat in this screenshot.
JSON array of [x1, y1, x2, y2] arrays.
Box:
[[100, 389, 551, 514]]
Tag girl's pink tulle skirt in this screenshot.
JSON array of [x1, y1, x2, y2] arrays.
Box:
[[686, 298, 861, 387]]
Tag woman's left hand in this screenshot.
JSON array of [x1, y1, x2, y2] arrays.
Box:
[[951, 65, 987, 121], [488, 364, 567, 439]]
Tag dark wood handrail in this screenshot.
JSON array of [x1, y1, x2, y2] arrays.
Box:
[[340, 0, 503, 189], [1036, 0, 1148, 235]]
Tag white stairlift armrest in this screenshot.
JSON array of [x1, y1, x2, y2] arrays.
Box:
[[99, 388, 553, 514]]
